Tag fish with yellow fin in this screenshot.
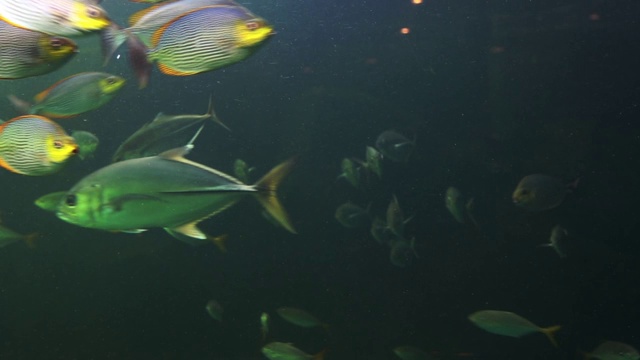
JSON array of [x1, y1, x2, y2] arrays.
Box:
[[55, 145, 296, 242]]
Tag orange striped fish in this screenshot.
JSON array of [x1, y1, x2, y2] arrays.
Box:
[[0, 116, 78, 176], [0, 0, 110, 36], [145, 5, 273, 78], [0, 20, 77, 79]]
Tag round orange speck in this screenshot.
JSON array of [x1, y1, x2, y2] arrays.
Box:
[[400, 27, 410, 34], [412, 0, 423, 4]]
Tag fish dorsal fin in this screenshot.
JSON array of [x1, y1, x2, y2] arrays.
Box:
[[158, 145, 194, 160], [151, 112, 167, 122], [171, 221, 206, 239], [34, 73, 80, 103], [129, 4, 165, 27]]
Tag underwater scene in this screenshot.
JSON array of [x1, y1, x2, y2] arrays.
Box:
[[0, 0, 639, 359]]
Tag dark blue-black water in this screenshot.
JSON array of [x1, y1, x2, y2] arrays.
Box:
[[1, 0, 640, 359]]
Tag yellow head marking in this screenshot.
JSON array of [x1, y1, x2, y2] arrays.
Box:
[[38, 35, 77, 62], [235, 19, 274, 48], [70, 2, 110, 31], [99, 76, 126, 95], [46, 135, 78, 163]]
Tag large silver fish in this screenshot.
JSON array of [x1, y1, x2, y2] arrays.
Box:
[[55, 145, 296, 240]]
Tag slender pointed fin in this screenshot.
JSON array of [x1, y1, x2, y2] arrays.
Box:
[[207, 95, 231, 132], [540, 325, 561, 347], [253, 157, 297, 234], [209, 234, 229, 253], [158, 145, 194, 160], [165, 227, 209, 246], [170, 221, 206, 239], [7, 95, 32, 114]]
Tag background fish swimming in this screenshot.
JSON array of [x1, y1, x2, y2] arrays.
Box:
[[0, 20, 77, 79], [8, 72, 125, 118], [111, 96, 226, 162]]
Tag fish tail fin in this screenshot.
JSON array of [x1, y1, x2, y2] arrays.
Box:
[[253, 157, 297, 234], [101, 22, 129, 65], [7, 95, 32, 114], [313, 349, 327, 360], [540, 325, 561, 347], [209, 234, 229, 253], [127, 31, 152, 89], [206, 95, 231, 131], [22, 232, 40, 249]]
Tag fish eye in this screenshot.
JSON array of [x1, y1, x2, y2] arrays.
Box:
[[53, 140, 64, 149], [246, 21, 260, 30], [50, 38, 62, 48], [86, 7, 101, 18], [65, 194, 77, 207]]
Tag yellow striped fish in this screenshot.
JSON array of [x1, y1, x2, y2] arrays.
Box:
[[8, 72, 125, 118], [0, 20, 77, 79], [0, 116, 78, 176], [0, 0, 110, 36], [147, 5, 273, 77]]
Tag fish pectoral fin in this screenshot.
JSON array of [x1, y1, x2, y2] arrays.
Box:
[[169, 222, 206, 240], [120, 229, 147, 234]]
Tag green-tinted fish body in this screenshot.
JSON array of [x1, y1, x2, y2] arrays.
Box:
[[468, 310, 561, 346], [339, 158, 361, 188], [445, 187, 466, 223], [56, 145, 296, 239], [389, 238, 417, 268], [365, 146, 382, 178], [276, 307, 325, 328], [112, 97, 224, 162], [11, 72, 125, 118], [71, 130, 99, 160], [512, 174, 568, 211], [375, 130, 414, 162], [147, 5, 273, 77], [335, 202, 369, 228], [393, 345, 431, 360], [205, 299, 223, 321], [0, 20, 77, 79], [262, 342, 321, 360], [370, 216, 393, 245], [589, 341, 639, 360], [234, 159, 255, 183]]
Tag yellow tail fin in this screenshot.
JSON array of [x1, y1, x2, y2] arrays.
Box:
[[253, 158, 297, 234], [541, 325, 562, 347]]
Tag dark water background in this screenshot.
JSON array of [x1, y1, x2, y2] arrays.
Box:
[[1, 0, 640, 359]]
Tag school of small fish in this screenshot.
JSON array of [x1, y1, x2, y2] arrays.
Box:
[[0, 1, 636, 359]]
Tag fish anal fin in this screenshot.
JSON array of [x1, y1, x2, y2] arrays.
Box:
[[157, 62, 196, 76], [171, 222, 206, 240]]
